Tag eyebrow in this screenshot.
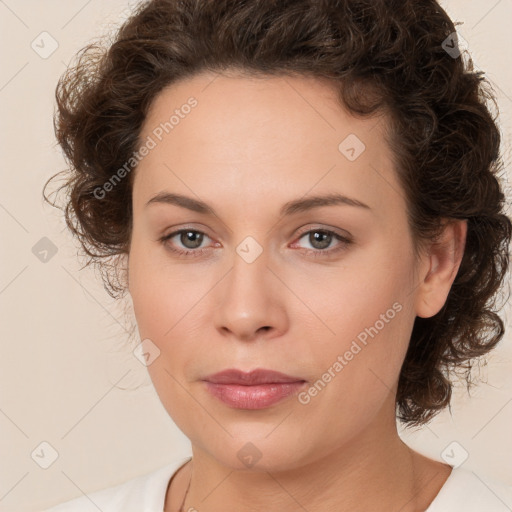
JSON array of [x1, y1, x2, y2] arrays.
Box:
[[145, 191, 371, 216]]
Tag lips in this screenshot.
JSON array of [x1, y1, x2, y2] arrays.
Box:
[[202, 368, 307, 409], [203, 368, 306, 385]]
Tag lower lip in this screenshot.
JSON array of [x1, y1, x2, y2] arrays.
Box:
[[203, 381, 306, 409]]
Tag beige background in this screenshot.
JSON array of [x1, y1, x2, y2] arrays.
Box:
[[0, 1, 511, 511]]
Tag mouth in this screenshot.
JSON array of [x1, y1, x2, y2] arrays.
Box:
[[202, 368, 307, 410]]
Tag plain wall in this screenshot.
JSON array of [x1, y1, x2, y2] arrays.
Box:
[[0, 1, 511, 511]]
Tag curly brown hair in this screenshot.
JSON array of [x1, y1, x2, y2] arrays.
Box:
[[43, 0, 511, 427]]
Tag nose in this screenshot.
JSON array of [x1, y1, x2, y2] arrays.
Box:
[[213, 246, 289, 342]]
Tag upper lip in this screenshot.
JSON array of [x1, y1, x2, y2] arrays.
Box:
[[203, 368, 306, 385]]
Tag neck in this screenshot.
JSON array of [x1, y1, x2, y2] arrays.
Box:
[[166, 407, 452, 512]]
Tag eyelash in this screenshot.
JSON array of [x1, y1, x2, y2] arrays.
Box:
[[158, 227, 353, 259]]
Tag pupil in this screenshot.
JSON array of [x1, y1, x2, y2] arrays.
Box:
[[311, 231, 330, 249], [182, 231, 203, 249]]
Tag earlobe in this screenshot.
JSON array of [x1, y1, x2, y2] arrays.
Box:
[[415, 219, 468, 319]]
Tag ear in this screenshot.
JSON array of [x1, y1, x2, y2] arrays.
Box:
[[414, 219, 468, 319]]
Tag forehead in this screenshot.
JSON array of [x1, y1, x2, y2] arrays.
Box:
[[132, 71, 404, 220]]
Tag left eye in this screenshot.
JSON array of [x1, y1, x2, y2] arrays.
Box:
[[295, 229, 345, 251]]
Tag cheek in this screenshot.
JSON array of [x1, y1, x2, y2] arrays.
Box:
[[294, 297, 413, 445], [128, 246, 213, 403], [289, 245, 413, 347], [293, 250, 416, 405], [128, 241, 200, 337], [128, 253, 203, 428]]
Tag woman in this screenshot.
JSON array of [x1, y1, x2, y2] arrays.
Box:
[[43, 0, 511, 510]]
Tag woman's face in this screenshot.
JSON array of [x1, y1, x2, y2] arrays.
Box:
[[127, 71, 431, 470]]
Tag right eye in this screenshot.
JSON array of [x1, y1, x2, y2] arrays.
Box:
[[159, 229, 216, 257]]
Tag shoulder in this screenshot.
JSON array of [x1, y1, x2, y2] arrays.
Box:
[[427, 466, 512, 512], [41, 458, 188, 512]]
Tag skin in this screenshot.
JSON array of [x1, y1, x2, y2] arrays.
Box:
[[127, 70, 467, 512]]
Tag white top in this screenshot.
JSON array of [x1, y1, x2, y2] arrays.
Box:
[[42, 458, 512, 512]]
